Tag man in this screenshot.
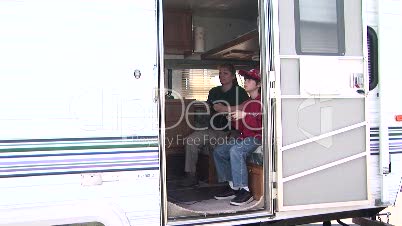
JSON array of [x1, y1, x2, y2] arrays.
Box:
[[181, 63, 249, 186]]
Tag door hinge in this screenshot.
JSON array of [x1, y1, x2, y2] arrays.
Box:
[[271, 171, 278, 199], [268, 71, 276, 97], [268, 71, 276, 82], [153, 87, 159, 103], [272, 186, 278, 199], [271, 171, 277, 183], [272, 198, 278, 213]]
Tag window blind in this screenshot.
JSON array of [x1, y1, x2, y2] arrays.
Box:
[[181, 69, 218, 100], [181, 69, 245, 101]]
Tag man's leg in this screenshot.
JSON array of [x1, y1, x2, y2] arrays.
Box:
[[213, 138, 239, 200], [184, 130, 207, 174], [182, 129, 212, 186], [212, 138, 236, 183]]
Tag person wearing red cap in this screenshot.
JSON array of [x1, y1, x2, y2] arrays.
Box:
[[213, 69, 262, 206], [181, 63, 249, 187]]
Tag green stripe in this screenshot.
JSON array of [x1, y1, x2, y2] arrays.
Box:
[[0, 143, 159, 153], [389, 133, 402, 136], [371, 133, 402, 137]]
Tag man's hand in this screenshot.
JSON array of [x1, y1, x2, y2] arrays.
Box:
[[228, 110, 246, 121], [213, 103, 229, 112], [214, 102, 247, 113]]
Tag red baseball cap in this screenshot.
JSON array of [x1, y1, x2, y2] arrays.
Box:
[[238, 69, 261, 81]]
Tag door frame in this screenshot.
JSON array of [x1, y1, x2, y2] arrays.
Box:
[[161, 0, 276, 224]]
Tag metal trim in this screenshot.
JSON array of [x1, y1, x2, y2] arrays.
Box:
[[260, 0, 274, 216], [156, 0, 168, 225]]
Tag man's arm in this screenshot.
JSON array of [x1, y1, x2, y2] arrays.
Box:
[[213, 102, 247, 113]]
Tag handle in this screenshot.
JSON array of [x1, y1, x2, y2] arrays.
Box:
[[134, 69, 141, 79]]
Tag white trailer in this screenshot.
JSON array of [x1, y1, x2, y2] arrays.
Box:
[[0, 0, 401, 225]]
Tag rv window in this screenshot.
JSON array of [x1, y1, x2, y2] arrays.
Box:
[[181, 69, 245, 101], [294, 0, 345, 55]]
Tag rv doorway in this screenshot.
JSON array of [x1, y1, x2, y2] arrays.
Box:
[[161, 0, 273, 222]]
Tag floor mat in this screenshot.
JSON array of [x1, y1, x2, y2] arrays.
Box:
[[168, 197, 264, 218], [167, 179, 264, 217], [167, 186, 226, 204]]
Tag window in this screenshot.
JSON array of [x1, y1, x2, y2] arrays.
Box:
[[181, 69, 245, 101], [294, 0, 345, 55], [181, 69, 219, 101]]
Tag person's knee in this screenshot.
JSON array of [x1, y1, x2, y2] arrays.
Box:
[[212, 149, 222, 162], [185, 133, 204, 147], [185, 147, 199, 155], [229, 146, 241, 158], [191, 130, 212, 145], [213, 145, 226, 157], [213, 146, 221, 155]]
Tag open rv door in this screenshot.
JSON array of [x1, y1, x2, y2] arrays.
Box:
[[274, 0, 370, 211]]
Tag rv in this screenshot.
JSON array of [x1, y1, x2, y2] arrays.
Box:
[[0, 0, 401, 225]]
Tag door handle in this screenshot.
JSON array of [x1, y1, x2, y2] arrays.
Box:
[[134, 69, 141, 79]]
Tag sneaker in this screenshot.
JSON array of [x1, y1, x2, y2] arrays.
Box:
[[214, 187, 238, 200], [230, 189, 253, 206]]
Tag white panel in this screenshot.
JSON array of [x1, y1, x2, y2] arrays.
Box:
[[344, 0, 363, 56], [0, 0, 158, 140], [278, 0, 296, 55], [366, 0, 378, 27], [0, 171, 160, 225], [381, 0, 402, 14], [299, 57, 364, 96], [370, 154, 402, 205], [280, 59, 300, 95], [283, 157, 368, 206], [366, 0, 378, 13]]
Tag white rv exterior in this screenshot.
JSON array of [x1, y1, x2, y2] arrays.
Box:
[[0, 0, 401, 225], [366, 0, 402, 206], [0, 1, 161, 225]]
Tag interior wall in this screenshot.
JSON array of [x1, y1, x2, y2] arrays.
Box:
[[164, 16, 256, 59], [164, 16, 256, 98], [193, 16, 256, 52]]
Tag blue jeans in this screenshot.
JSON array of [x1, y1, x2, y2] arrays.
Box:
[[213, 137, 261, 188]]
